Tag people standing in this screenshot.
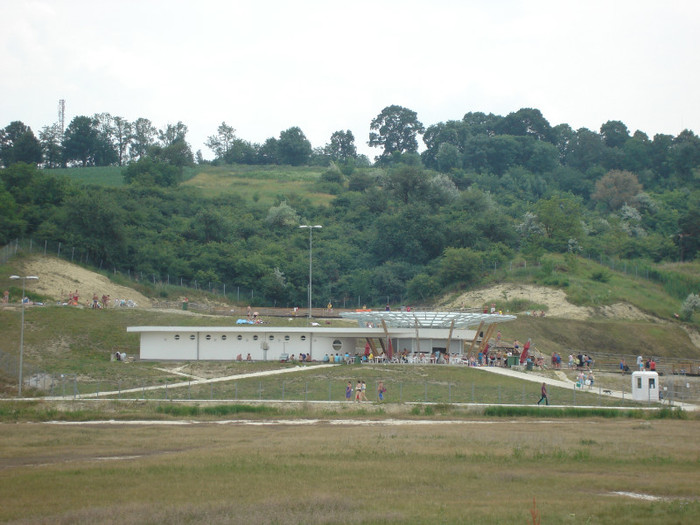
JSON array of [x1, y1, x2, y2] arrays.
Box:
[[537, 382, 549, 405], [361, 381, 368, 401], [377, 381, 386, 401], [345, 381, 353, 401], [355, 380, 362, 402]]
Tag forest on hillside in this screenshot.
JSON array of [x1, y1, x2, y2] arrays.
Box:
[[1, 105, 700, 307]]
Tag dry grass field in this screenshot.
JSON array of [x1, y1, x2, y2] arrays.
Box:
[[1, 417, 698, 524]]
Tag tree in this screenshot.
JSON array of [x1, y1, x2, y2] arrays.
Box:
[[205, 122, 237, 160], [369, 105, 425, 161], [600, 120, 630, 149], [592, 170, 642, 211], [670, 129, 700, 181], [383, 165, 429, 204], [438, 247, 482, 286], [277, 127, 311, 166], [533, 193, 585, 252], [112, 117, 132, 166], [159, 121, 189, 147], [62, 116, 100, 167], [265, 201, 300, 227], [92, 113, 119, 166], [39, 123, 64, 168], [436, 143, 462, 172], [496, 108, 553, 142], [325, 130, 357, 161], [130, 118, 157, 160], [0, 121, 42, 167]]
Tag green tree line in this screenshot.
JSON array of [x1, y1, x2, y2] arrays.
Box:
[[1, 105, 699, 307]]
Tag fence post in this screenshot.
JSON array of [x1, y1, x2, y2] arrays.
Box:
[[573, 384, 576, 406], [73, 374, 77, 399], [165, 382, 168, 400], [235, 383, 238, 400], [210, 384, 213, 400], [282, 381, 285, 400], [118, 380, 121, 399]]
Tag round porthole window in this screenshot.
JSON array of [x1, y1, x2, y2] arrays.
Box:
[[253, 335, 258, 341], [205, 335, 211, 341], [189, 334, 195, 340], [301, 335, 306, 341], [237, 335, 243, 341], [269, 335, 274, 341], [221, 335, 227, 341], [284, 335, 290, 341], [332, 339, 342, 351], [174, 334, 180, 341]]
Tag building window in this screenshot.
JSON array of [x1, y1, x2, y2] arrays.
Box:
[[237, 335, 243, 341], [205, 335, 211, 341], [253, 335, 258, 341], [189, 334, 195, 340], [269, 335, 275, 341], [284, 335, 290, 341], [332, 339, 342, 351], [221, 335, 227, 341], [301, 335, 306, 341], [174, 334, 180, 341]]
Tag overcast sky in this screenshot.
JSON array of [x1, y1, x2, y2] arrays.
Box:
[[2, 0, 699, 160]]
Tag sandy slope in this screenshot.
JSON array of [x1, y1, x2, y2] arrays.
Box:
[[20, 257, 151, 307], [438, 283, 658, 322]]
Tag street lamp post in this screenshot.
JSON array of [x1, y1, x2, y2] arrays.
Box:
[[299, 224, 322, 318], [9, 275, 39, 396]]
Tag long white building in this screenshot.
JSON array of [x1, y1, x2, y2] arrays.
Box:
[[127, 311, 516, 361]]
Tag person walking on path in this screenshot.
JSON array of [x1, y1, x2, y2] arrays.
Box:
[[537, 382, 549, 405], [345, 381, 353, 401]]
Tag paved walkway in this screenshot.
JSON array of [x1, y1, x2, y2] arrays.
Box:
[[473, 365, 698, 410]]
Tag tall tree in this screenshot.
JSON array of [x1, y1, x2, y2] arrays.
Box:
[[369, 105, 425, 161], [497, 108, 554, 142], [92, 113, 119, 166], [325, 130, 357, 161], [277, 127, 311, 166], [112, 116, 132, 166], [39, 123, 64, 168], [205, 121, 237, 160], [62, 116, 100, 167], [600, 120, 630, 149], [0, 121, 42, 167], [159, 121, 189, 147], [130, 118, 157, 160], [592, 170, 643, 211]]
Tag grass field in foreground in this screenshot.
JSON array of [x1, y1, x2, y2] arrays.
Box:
[[0, 418, 698, 524]]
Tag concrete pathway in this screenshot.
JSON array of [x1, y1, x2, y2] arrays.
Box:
[[474, 365, 698, 410]]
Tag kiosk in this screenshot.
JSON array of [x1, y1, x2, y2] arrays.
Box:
[[631, 371, 659, 402]]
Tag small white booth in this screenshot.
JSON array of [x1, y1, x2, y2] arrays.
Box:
[[631, 371, 659, 402]]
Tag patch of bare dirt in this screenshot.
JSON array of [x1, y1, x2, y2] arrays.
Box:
[[441, 284, 593, 319], [20, 257, 152, 307], [440, 283, 657, 322]]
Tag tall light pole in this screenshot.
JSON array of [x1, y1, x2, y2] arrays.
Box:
[[299, 224, 322, 318], [9, 275, 38, 396]]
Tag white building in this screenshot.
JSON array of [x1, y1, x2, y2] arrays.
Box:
[[631, 371, 660, 402], [127, 311, 516, 362]]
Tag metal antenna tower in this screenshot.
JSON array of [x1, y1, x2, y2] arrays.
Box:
[[58, 99, 65, 135]]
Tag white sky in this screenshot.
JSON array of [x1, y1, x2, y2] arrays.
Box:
[[1, 0, 699, 160]]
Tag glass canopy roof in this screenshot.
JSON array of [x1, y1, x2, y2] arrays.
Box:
[[340, 311, 516, 329]]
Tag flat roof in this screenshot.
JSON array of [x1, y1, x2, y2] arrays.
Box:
[[340, 311, 516, 328]]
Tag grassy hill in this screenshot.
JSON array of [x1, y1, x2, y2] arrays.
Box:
[[1, 252, 699, 401]]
